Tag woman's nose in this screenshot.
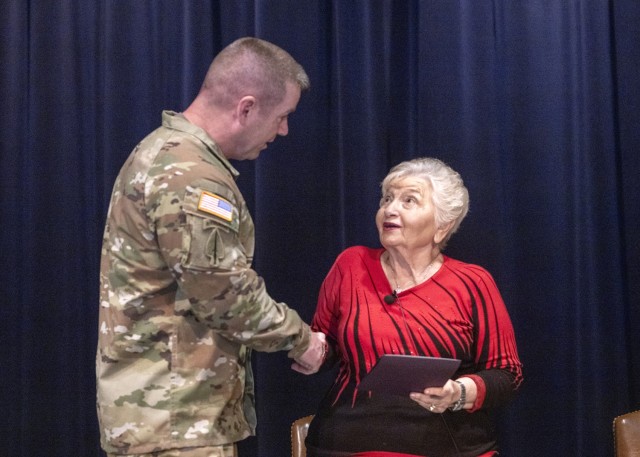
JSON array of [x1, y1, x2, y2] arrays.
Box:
[[384, 200, 400, 215]]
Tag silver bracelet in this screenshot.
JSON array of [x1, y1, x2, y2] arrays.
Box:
[[448, 380, 466, 412]]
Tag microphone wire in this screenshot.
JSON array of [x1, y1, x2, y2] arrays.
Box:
[[393, 294, 418, 355]]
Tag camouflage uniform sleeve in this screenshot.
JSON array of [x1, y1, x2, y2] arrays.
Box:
[[147, 158, 310, 356]]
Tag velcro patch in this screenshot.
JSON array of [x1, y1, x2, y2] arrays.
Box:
[[197, 191, 234, 222]]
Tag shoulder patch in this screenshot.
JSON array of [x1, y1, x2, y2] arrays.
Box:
[[197, 191, 234, 222]]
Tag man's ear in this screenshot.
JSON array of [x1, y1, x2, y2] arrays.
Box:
[[237, 96, 257, 124]]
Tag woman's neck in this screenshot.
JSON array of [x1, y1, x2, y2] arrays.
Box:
[[382, 249, 443, 293]]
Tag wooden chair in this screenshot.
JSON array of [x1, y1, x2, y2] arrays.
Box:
[[291, 415, 314, 457], [613, 410, 640, 457]]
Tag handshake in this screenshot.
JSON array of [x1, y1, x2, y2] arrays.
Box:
[[291, 331, 327, 375]]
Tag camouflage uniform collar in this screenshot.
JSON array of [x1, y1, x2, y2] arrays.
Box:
[[162, 110, 240, 179]]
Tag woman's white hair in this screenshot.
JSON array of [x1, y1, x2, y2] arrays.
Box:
[[381, 157, 469, 249]]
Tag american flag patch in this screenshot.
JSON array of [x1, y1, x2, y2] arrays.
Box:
[[197, 191, 234, 222]]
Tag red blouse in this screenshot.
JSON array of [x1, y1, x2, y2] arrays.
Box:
[[307, 246, 523, 456]]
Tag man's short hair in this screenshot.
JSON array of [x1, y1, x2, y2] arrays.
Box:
[[201, 37, 310, 111]]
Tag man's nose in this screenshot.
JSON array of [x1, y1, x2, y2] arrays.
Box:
[[278, 119, 289, 136]]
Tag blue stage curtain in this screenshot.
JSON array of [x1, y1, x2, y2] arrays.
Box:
[[1, 1, 638, 456]]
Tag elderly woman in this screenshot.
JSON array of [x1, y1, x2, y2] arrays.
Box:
[[303, 158, 523, 457]]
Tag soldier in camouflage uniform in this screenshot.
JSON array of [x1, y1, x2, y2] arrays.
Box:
[[97, 37, 326, 457]]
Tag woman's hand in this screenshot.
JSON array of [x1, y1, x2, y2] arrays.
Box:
[[410, 378, 463, 413]]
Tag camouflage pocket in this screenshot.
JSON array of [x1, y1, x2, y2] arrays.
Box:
[[182, 183, 245, 271], [183, 212, 248, 270]]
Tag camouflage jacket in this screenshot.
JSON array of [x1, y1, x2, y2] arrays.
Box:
[[97, 111, 311, 454]]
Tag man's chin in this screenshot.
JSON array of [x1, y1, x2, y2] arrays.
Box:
[[252, 146, 268, 159], [233, 149, 262, 161]]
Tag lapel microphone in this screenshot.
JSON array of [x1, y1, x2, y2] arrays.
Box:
[[384, 290, 398, 305]]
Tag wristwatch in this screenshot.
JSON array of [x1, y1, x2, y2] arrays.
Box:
[[449, 380, 466, 411]]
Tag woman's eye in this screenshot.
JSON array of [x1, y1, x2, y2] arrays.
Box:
[[380, 195, 393, 207]]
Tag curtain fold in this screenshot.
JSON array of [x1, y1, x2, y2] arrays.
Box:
[[1, 1, 638, 456]]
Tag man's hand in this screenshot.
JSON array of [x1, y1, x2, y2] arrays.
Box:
[[291, 331, 327, 374]]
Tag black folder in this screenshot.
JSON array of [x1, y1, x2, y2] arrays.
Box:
[[358, 355, 461, 396]]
